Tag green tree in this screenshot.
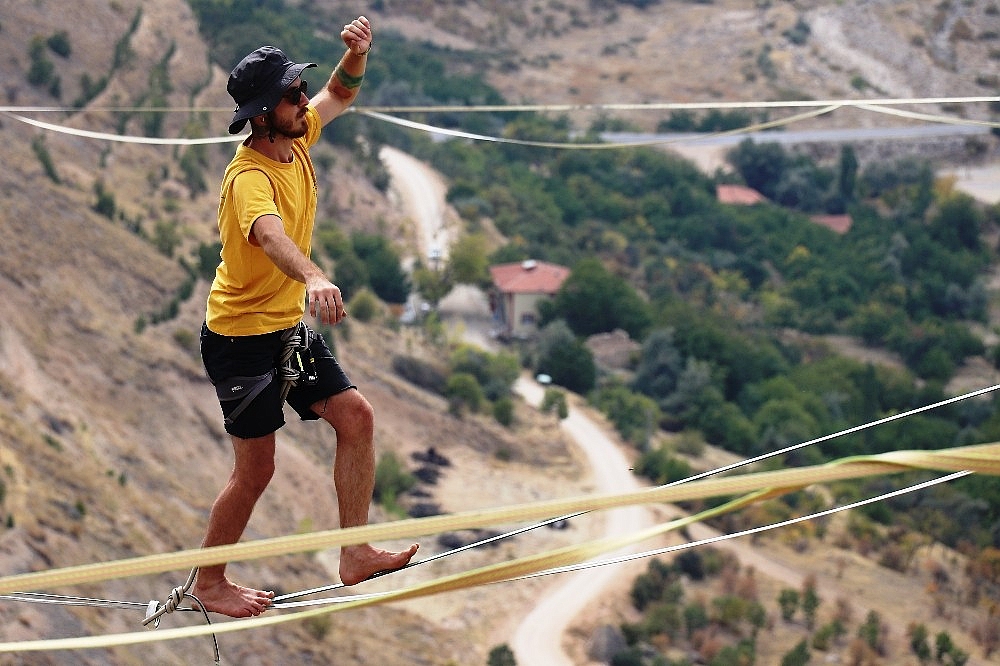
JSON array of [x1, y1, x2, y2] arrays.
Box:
[[727, 138, 787, 199], [632, 328, 683, 403], [347, 288, 381, 323], [153, 220, 180, 258], [27, 36, 55, 87], [46, 31, 72, 57], [449, 233, 491, 285], [589, 383, 660, 446], [372, 451, 415, 514], [936, 631, 955, 661], [412, 264, 452, 306], [838, 144, 858, 202], [445, 372, 484, 414], [93, 180, 117, 219], [332, 250, 370, 302], [31, 136, 60, 184], [540, 388, 569, 419], [858, 610, 885, 654], [684, 600, 709, 638], [535, 320, 596, 394], [635, 445, 691, 484], [908, 623, 931, 663], [780, 640, 811, 666], [545, 258, 651, 338], [778, 588, 800, 622], [449, 344, 520, 400], [352, 232, 410, 304], [487, 643, 516, 666], [801, 576, 820, 630], [492, 396, 514, 427]]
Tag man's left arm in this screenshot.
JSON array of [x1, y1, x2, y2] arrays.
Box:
[[311, 15, 372, 126]]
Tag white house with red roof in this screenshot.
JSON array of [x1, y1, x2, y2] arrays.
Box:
[[489, 259, 570, 340]]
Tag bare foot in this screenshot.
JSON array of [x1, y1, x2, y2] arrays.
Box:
[[192, 576, 274, 618], [340, 543, 419, 586]]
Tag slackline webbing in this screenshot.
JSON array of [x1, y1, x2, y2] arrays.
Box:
[[1, 443, 995, 596], [0, 443, 997, 653], [0, 454, 990, 653]]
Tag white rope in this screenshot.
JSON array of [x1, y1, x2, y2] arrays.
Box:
[[3, 96, 996, 114], [269, 470, 970, 609], [358, 104, 844, 149], [0, 111, 246, 145], [513, 470, 971, 581], [1, 95, 995, 146]]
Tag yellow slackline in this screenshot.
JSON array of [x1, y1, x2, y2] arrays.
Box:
[[1, 444, 995, 596], [0, 489, 780, 653], [0, 444, 998, 652]]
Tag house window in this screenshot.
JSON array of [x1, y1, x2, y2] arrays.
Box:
[[520, 312, 536, 325]]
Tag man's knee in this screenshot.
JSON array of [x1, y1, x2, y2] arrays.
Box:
[[235, 460, 275, 497], [322, 389, 374, 436]]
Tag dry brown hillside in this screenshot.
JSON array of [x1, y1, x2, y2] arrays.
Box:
[[375, 0, 1000, 131], [0, 1, 997, 664]]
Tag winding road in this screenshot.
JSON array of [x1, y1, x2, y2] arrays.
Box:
[[377, 144, 994, 666], [381, 147, 656, 665], [510, 379, 653, 666]]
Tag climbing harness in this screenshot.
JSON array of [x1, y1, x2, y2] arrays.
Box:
[[215, 322, 318, 426], [276, 321, 318, 403]]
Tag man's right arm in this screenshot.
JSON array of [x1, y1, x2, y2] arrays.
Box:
[[251, 215, 346, 325]]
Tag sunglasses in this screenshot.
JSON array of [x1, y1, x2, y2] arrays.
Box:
[[281, 80, 308, 103]]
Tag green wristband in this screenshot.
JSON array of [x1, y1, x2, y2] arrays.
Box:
[[334, 65, 365, 89]]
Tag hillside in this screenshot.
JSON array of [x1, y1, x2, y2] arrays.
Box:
[[0, 0, 998, 665], [375, 0, 999, 131]]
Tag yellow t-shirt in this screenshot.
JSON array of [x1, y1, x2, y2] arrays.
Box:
[[206, 106, 321, 336]]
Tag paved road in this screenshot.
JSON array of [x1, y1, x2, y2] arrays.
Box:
[[380, 145, 453, 264], [602, 122, 991, 147], [510, 378, 653, 666], [380, 147, 657, 664], [378, 143, 996, 666]]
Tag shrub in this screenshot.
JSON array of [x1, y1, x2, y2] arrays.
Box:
[[487, 644, 516, 666], [391, 355, 447, 394], [27, 36, 55, 87], [31, 136, 60, 184], [373, 452, 415, 514], [635, 445, 692, 485], [46, 31, 71, 57], [348, 288, 381, 323], [445, 372, 483, 414], [540, 388, 569, 419], [492, 396, 514, 427]]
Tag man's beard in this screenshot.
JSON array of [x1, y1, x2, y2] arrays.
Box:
[[266, 111, 308, 140]]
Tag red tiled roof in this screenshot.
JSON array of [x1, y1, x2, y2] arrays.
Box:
[[810, 214, 853, 234], [717, 184, 767, 205], [490, 260, 570, 294]]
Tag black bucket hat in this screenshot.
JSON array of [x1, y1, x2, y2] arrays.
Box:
[[227, 46, 316, 134]]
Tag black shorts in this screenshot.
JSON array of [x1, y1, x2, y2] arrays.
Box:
[[200, 322, 355, 439]]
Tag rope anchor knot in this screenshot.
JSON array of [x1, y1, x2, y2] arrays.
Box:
[[143, 568, 198, 629]]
